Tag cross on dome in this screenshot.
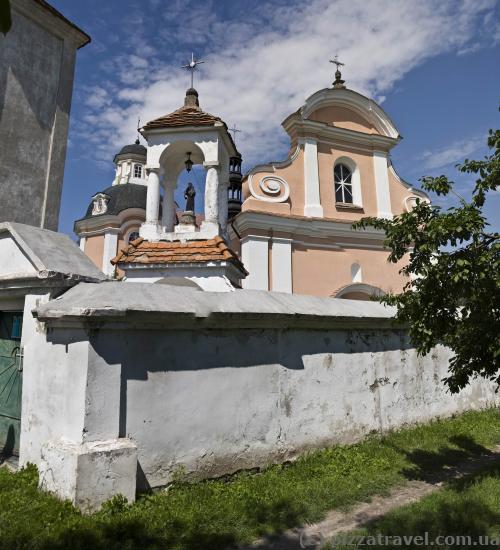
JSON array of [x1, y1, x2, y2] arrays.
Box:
[[181, 52, 204, 89], [329, 54, 346, 89]]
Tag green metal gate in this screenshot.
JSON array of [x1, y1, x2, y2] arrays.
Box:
[[0, 313, 23, 457]]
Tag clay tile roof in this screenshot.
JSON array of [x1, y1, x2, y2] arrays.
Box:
[[143, 106, 224, 131], [111, 236, 248, 274]]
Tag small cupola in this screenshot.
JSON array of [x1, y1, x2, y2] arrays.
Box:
[[184, 88, 200, 108], [112, 138, 148, 186]]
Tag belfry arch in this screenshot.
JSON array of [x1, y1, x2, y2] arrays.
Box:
[[139, 88, 236, 243]]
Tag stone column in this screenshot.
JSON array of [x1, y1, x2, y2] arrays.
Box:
[[204, 165, 220, 225], [145, 167, 161, 224], [162, 182, 176, 232]]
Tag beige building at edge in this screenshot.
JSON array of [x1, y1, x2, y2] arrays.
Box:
[[231, 69, 428, 299], [76, 68, 428, 299]]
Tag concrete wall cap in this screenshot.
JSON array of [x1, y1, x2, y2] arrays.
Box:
[[34, 281, 398, 328]]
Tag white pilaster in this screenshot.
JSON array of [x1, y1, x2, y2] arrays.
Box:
[[271, 237, 292, 293], [373, 151, 393, 219], [79, 236, 86, 252], [303, 138, 323, 217], [241, 235, 269, 290], [102, 231, 118, 276]]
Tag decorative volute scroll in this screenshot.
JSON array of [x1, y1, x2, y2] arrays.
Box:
[[248, 174, 290, 203], [404, 195, 429, 212]]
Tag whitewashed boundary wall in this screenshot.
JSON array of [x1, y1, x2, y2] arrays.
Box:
[[24, 282, 498, 510]]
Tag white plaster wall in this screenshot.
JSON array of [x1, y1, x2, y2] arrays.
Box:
[[20, 323, 91, 466], [0, 235, 36, 277], [241, 236, 269, 290], [80, 326, 498, 488], [123, 266, 238, 291], [271, 238, 292, 293]]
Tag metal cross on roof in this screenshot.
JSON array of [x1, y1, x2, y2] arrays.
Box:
[[329, 54, 345, 71], [229, 123, 242, 144], [181, 52, 205, 89], [136, 117, 141, 142]]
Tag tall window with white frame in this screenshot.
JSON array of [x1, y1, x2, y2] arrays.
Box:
[[334, 163, 353, 204], [134, 164, 143, 178]]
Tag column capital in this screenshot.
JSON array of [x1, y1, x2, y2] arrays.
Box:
[[145, 165, 160, 174], [203, 161, 220, 168]]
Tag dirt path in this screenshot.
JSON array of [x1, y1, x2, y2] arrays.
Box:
[[241, 446, 500, 549]]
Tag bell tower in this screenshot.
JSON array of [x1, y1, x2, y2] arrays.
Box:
[[112, 85, 247, 291]]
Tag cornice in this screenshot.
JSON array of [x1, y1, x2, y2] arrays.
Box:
[[232, 211, 386, 242], [284, 87, 400, 140], [284, 119, 399, 152]]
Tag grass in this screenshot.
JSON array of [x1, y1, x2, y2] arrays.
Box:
[[332, 465, 500, 549], [0, 408, 500, 549]]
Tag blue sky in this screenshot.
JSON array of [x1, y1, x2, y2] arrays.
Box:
[[50, 0, 500, 238]]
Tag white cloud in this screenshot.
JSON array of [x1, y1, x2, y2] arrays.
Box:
[[420, 137, 484, 170], [77, 0, 498, 169]]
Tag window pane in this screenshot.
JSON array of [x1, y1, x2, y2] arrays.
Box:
[[335, 184, 344, 202], [344, 186, 353, 202]]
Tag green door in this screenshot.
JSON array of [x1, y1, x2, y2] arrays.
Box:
[[0, 313, 23, 457]]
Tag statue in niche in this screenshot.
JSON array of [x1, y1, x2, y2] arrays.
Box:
[[184, 182, 196, 212]]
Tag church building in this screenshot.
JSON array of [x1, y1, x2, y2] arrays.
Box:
[[232, 64, 428, 298], [75, 62, 427, 297]]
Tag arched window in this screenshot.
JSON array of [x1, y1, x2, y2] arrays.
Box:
[[134, 164, 143, 178], [334, 163, 353, 203], [127, 230, 140, 244]]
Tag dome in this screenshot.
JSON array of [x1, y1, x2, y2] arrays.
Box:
[[113, 139, 147, 163], [80, 183, 148, 220]]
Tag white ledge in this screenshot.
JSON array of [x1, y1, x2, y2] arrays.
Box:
[[34, 282, 398, 330]]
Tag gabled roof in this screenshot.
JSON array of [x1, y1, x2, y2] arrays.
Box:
[[0, 222, 105, 283]]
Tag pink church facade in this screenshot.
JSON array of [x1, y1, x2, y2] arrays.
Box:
[[231, 79, 427, 299]]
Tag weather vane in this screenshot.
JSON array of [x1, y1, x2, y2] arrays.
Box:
[[229, 123, 242, 144], [181, 52, 204, 89]]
